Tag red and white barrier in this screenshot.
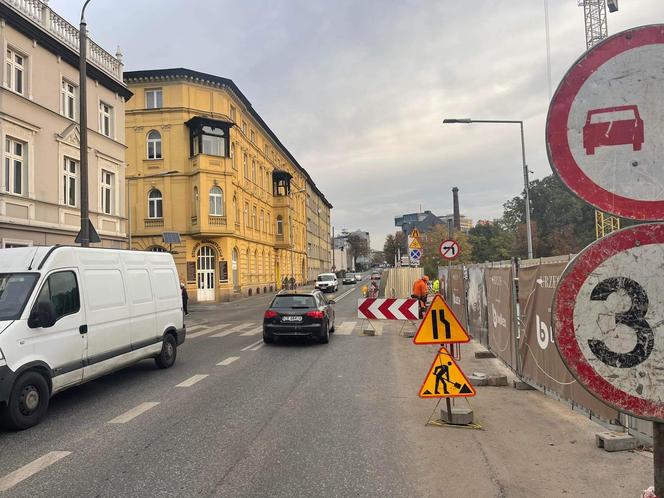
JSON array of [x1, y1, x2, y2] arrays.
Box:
[[357, 298, 419, 320]]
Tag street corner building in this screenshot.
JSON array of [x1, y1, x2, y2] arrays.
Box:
[[123, 68, 332, 303], [0, 0, 132, 248]]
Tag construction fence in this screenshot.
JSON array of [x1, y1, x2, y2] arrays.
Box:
[[440, 257, 653, 443]]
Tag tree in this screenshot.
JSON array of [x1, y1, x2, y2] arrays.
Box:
[[383, 231, 408, 265], [347, 234, 369, 270], [468, 223, 515, 263], [371, 251, 385, 266]]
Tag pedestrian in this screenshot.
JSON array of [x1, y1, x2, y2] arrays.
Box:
[[180, 282, 189, 315], [432, 278, 440, 294], [411, 275, 429, 318]]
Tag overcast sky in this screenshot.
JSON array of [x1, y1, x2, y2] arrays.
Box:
[[50, 0, 663, 249]]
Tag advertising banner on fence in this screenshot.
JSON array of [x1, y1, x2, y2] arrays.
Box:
[[438, 266, 449, 301], [448, 268, 468, 332], [467, 267, 488, 346], [485, 267, 516, 369], [518, 262, 617, 422]]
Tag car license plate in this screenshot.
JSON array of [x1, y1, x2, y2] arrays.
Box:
[[282, 316, 302, 322]]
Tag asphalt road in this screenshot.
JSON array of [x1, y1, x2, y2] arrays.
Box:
[[0, 274, 654, 497]]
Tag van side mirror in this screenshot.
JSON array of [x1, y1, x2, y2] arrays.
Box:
[[28, 302, 57, 329]]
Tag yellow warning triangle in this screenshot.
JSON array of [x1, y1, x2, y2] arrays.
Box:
[[419, 347, 476, 398], [410, 228, 421, 239], [408, 238, 422, 249], [413, 294, 470, 344]]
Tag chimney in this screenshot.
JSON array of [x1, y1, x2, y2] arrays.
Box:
[[452, 187, 461, 231]]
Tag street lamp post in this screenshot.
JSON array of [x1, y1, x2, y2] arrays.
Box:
[[78, 0, 93, 247], [443, 118, 534, 260]]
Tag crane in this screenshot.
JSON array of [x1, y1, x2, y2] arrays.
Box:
[[577, 0, 621, 239]]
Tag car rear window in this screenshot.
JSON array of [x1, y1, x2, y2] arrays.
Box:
[[272, 295, 316, 308]]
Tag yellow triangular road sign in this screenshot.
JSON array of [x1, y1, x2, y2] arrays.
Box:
[[419, 347, 476, 398], [408, 238, 422, 250], [410, 228, 421, 239], [413, 294, 470, 344]]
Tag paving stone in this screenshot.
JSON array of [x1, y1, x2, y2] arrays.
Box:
[[487, 375, 508, 387], [595, 431, 637, 452], [513, 380, 535, 390], [440, 407, 474, 425], [474, 351, 496, 359]]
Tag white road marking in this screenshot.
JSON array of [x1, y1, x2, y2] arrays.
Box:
[[250, 343, 264, 351], [334, 287, 357, 302], [336, 321, 357, 335], [108, 402, 160, 424], [217, 356, 240, 366], [186, 325, 208, 333], [241, 339, 264, 351], [176, 374, 209, 387], [211, 322, 255, 337], [240, 325, 263, 336], [0, 451, 72, 492], [188, 323, 230, 339]]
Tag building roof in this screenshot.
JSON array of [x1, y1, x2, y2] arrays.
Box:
[[124, 68, 332, 209]]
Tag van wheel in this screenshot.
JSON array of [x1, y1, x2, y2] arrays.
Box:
[[155, 334, 177, 369], [1, 371, 50, 430]]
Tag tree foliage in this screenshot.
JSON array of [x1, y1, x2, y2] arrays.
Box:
[[468, 223, 514, 263], [421, 225, 472, 277], [383, 231, 408, 265]]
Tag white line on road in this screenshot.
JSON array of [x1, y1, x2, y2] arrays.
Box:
[[217, 356, 240, 366], [188, 323, 229, 339], [241, 339, 263, 351], [334, 286, 357, 303], [240, 325, 263, 336], [336, 321, 357, 335], [250, 343, 264, 351], [176, 374, 209, 387], [0, 451, 72, 492], [186, 325, 208, 333], [211, 322, 255, 337], [108, 402, 160, 424]]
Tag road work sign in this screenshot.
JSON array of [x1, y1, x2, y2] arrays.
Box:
[[357, 298, 419, 320], [408, 237, 422, 250], [419, 347, 475, 398], [553, 223, 664, 421], [546, 24, 664, 220], [409, 228, 421, 240], [413, 294, 470, 344], [439, 239, 460, 260]]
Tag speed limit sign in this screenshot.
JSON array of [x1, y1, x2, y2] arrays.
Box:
[[553, 223, 664, 421]]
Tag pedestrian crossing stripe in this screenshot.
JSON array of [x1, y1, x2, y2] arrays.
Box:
[[418, 347, 476, 398], [413, 294, 470, 344]]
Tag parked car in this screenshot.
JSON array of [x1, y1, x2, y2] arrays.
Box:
[[371, 271, 381, 280], [355, 273, 362, 281], [315, 273, 338, 293], [263, 290, 335, 344], [0, 246, 185, 430], [342, 274, 356, 285]]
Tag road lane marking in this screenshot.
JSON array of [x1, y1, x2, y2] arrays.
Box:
[[188, 323, 229, 339], [336, 321, 356, 335], [334, 287, 356, 303], [241, 339, 263, 351], [217, 356, 240, 366], [0, 451, 72, 492], [240, 325, 263, 336], [176, 374, 209, 387], [186, 325, 208, 333], [108, 402, 160, 424], [211, 322, 255, 337], [250, 343, 264, 351]]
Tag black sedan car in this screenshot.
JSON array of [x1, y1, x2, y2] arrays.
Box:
[[263, 290, 335, 344]]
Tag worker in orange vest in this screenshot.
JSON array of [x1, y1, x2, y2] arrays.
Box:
[[412, 275, 429, 318]]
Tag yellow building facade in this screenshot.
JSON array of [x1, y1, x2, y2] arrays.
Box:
[[124, 69, 330, 301]]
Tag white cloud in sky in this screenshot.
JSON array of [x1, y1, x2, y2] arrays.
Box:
[[50, 0, 664, 248]]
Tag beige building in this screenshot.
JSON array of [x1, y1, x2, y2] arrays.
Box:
[[0, 0, 131, 248], [305, 180, 332, 282]]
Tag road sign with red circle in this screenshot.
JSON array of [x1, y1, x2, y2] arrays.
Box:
[[546, 24, 664, 220], [553, 223, 664, 421], [439, 239, 460, 260]]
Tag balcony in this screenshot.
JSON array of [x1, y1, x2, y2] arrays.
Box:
[[208, 215, 227, 226], [144, 218, 164, 228], [5, 0, 123, 81], [275, 234, 290, 249]]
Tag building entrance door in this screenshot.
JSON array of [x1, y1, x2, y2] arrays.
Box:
[[197, 246, 216, 301]]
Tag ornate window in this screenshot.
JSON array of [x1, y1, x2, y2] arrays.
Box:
[[209, 186, 223, 216], [147, 130, 162, 159], [276, 215, 283, 235], [148, 189, 163, 218]]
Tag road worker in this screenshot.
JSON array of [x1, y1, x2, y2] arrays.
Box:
[[432, 278, 440, 294], [412, 275, 429, 318]]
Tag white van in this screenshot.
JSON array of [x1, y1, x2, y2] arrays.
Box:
[[314, 273, 338, 293], [0, 246, 185, 430]]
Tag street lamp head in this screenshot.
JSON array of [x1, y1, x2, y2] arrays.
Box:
[[443, 118, 472, 124]]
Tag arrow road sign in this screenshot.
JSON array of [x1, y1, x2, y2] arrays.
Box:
[[547, 25, 664, 220], [553, 223, 664, 421], [357, 298, 419, 320], [439, 239, 460, 260], [413, 294, 470, 344]]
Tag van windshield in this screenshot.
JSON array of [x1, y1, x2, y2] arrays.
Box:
[[317, 275, 335, 281], [0, 273, 39, 321]]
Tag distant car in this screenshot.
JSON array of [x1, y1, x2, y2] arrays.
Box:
[[355, 273, 362, 281], [583, 105, 644, 155], [263, 290, 335, 344], [371, 272, 381, 280], [342, 274, 355, 285], [315, 273, 338, 293]]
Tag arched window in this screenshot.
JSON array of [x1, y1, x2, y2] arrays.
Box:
[[259, 166, 263, 189], [233, 195, 239, 222], [148, 189, 163, 218], [260, 210, 265, 232], [251, 160, 256, 183], [148, 245, 166, 252], [147, 130, 162, 159], [209, 186, 223, 215], [252, 206, 257, 229], [230, 142, 236, 169], [244, 202, 249, 227], [243, 153, 249, 178], [193, 186, 199, 214], [276, 215, 283, 235]]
